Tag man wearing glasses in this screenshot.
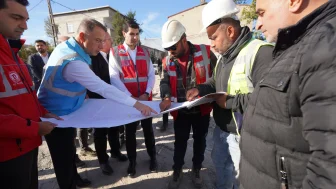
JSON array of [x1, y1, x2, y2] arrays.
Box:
[[38, 18, 156, 188], [159, 20, 217, 189]]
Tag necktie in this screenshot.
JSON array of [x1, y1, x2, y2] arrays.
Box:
[[106, 53, 110, 61]]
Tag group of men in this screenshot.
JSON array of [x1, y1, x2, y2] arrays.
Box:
[[160, 0, 336, 189], [1, 0, 336, 189]]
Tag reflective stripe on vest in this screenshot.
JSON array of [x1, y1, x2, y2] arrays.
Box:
[[42, 53, 86, 97], [123, 77, 148, 83], [0, 65, 33, 98], [227, 39, 273, 135], [199, 45, 210, 81]]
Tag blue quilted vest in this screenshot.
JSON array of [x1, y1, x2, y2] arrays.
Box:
[[38, 37, 91, 116]]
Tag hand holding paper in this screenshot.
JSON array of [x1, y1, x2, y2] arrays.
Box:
[[160, 99, 171, 111], [186, 88, 200, 101], [212, 92, 228, 108]]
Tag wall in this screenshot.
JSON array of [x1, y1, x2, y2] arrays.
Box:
[[168, 4, 252, 45], [54, 8, 116, 38]]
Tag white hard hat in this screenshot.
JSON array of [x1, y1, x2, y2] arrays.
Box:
[[201, 0, 240, 32], [161, 20, 186, 48]]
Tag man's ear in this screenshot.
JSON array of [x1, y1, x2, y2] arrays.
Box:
[[227, 25, 235, 39], [288, 0, 304, 13], [122, 31, 126, 38], [78, 32, 86, 43]]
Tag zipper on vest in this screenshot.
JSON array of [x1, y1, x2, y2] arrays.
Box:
[[133, 64, 141, 97], [16, 139, 22, 152], [8, 41, 43, 117], [280, 156, 288, 189]]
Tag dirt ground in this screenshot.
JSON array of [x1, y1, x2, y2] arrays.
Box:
[[37, 75, 217, 189]]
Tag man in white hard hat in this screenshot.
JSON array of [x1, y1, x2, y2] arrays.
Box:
[[160, 20, 217, 189], [186, 0, 273, 188], [239, 0, 336, 188]]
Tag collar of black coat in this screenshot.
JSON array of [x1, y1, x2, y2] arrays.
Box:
[[222, 26, 252, 61], [1, 34, 25, 54], [274, 0, 336, 56]]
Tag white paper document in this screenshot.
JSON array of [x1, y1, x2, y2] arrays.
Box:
[[41, 92, 226, 128]]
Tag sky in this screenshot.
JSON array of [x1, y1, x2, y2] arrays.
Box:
[[24, 0, 252, 45]]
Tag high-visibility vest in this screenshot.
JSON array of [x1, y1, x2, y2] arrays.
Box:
[[111, 45, 152, 100], [165, 44, 213, 119], [38, 37, 90, 116], [218, 39, 273, 134]]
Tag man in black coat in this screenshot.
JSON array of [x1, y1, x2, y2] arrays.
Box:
[[28, 39, 50, 90], [87, 32, 128, 176], [239, 0, 336, 188]]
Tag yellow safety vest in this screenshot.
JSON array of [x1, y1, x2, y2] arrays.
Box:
[[215, 39, 273, 135]]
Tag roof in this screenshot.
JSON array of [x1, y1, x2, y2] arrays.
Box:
[[53, 5, 123, 17], [141, 38, 165, 52]]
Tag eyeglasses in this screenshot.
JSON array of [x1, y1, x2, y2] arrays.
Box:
[[94, 38, 106, 45], [164, 43, 177, 51], [164, 39, 182, 51]]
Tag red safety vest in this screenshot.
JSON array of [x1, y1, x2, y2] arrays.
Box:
[[164, 44, 213, 120], [111, 45, 152, 100], [0, 35, 47, 162]]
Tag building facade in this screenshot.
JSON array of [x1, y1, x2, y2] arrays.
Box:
[[53, 6, 122, 41], [168, 3, 252, 45]]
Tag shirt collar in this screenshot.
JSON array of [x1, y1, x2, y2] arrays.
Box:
[[100, 51, 107, 58], [38, 52, 48, 57], [67, 37, 92, 65], [123, 41, 137, 52]]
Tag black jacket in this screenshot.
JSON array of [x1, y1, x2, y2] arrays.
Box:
[[27, 53, 50, 89], [87, 52, 110, 99], [240, 1, 336, 189], [197, 26, 273, 134]]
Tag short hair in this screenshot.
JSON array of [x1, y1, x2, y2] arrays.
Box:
[[181, 33, 186, 40], [0, 0, 29, 9], [122, 19, 140, 32], [219, 17, 241, 31], [35, 39, 47, 45], [77, 18, 107, 34]]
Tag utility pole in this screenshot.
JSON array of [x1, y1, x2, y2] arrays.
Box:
[[47, 0, 58, 46]]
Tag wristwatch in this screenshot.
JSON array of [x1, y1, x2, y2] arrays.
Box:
[[144, 92, 150, 96]]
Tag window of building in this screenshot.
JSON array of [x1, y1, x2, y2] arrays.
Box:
[[67, 23, 74, 33]]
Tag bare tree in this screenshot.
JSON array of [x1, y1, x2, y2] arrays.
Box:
[[44, 17, 59, 39]]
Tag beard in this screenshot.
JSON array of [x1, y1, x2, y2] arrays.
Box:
[[38, 49, 46, 54], [265, 34, 278, 43], [171, 50, 184, 59]]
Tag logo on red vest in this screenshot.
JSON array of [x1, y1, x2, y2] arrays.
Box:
[[121, 60, 130, 67], [137, 50, 145, 55], [119, 49, 126, 54], [8, 71, 23, 85]]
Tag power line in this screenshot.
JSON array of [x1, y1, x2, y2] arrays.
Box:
[[28, 0, 44, 12], [50, 0, 95, 19], [47, 0, 57, 46]]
